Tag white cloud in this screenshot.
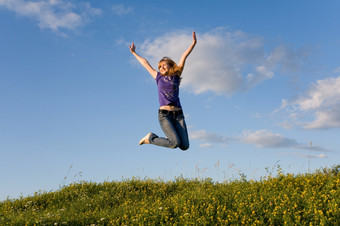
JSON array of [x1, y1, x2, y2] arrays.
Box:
[[264, 45, 309, 73], [0, 0, 101, 34], [241, 129, 330, 152], [190, 128, 330, 152], [241, 129, 298, 148], [293, 144, 330, 152], [292, 76, 340, 111], [199, 143, 214, 148], [280, 76, 340, 129], [139, 28, 308, 96], [280, 152, 328, 159], [190, 129, 229, 148], [112, 4, 132, 15], [304, 106, 340, 129], [190, 129, 229, 143], [305, 153, 327, 158]]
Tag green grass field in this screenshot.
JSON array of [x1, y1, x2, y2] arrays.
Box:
[[1, 166, 339, 225]]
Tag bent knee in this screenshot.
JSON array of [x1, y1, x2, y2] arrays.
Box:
[[169, 140, 189, 150], [167, 136, 181, 149], [180, 144, 189, 151], [169, 141, 180, 149]]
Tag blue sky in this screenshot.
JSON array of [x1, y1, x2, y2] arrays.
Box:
[[1, 0, 340, 200]]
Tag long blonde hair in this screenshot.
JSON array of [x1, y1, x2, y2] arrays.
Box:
[[158, 57, 183, 77]]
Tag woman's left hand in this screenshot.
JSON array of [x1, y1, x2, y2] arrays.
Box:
[[192, 32, 197, 44], [129, 42, 136, 53]]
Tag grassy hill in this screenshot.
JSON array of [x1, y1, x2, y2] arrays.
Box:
[[1, 166, 339, 225]]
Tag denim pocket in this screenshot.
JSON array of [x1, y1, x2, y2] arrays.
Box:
[[176, 114, 184, 121], [159, 110, 169, 117], [158, 112, 168, 120]]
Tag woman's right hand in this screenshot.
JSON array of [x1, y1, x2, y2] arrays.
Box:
[[129, 42, 136, 53], [192, 31, 197, 44], [128, 42, 157, 79]]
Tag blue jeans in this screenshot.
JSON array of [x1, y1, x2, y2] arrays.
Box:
[[149, 109, 189, 150]]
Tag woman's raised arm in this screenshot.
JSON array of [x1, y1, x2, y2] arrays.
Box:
[[129, 42, 158, 79], [178, 32, 197, 69]]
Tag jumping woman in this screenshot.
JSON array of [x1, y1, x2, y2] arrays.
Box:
[[129, 31, 197, 150]]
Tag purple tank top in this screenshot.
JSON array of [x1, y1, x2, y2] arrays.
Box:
[[156, 72, 182, 108]]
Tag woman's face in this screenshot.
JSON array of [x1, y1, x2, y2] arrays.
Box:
[[159, 61, 170, 75]]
